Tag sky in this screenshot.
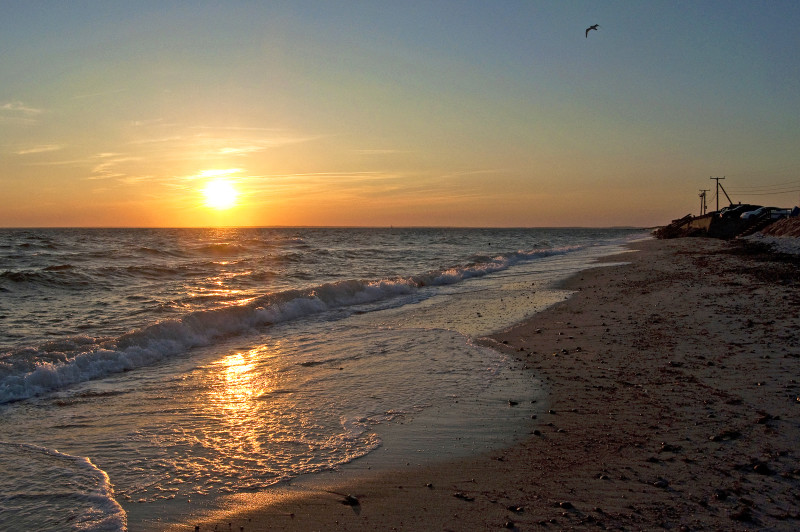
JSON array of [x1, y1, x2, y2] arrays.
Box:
[[2, 1, 799, 228]]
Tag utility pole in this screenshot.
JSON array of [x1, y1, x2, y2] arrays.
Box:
[[710, 176, 732, 211], [699, 189, 709, 215]]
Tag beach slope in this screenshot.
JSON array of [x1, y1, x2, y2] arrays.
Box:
[[185, 238, 800, 531]]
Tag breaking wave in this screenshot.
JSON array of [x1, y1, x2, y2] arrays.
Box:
[[0, 246, 577, 404]]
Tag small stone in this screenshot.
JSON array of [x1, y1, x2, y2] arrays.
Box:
[[660, 443, 682, 453], [753, 462, 774, 475], [653, 478, 669, 489], [559, 501, 573, 509]]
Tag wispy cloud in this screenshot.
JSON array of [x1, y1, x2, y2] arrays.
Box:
[[205, 134, 320, 155], [193, 168, 244, 180], [128, 135, 185, 145], [125, 123, 319, 160], [189, 126, 320, 152], [87, 152, 142, 180], [217, 145, 268, 156], [1, 101, 44, 125], [15, 144, 64, 155], [118, 175, 157, 185], [1, 101, 43, 115]]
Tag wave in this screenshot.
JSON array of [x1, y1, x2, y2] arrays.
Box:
[[43, 264, 76, 271], [0, 245, 578, 404], [0, 442, 126, 531], [193, 242, 250, 256], [17, 241, 59, 250], [0, 268, 95, 289], [135, 246, 188, 259]]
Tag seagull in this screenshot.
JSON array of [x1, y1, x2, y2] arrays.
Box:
[[585, 24, 599, 38]]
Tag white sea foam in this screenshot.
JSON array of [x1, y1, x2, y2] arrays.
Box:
[[0, 442, 126, 532], [0, 246, 577, 404]]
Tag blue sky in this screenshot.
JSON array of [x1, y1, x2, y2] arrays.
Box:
[[2, 1, 799, 227]]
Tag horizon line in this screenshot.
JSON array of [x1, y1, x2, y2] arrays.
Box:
[[0, 224, 648, 231]]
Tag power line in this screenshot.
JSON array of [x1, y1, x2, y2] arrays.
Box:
[[729, 179, 800, 191], [732, 188, 800, 196], [728, 185, 800, 193]]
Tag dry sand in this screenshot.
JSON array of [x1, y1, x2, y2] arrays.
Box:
[[182, 237, 800, 531]]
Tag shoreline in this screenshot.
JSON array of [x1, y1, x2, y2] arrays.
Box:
[[177, 237, 800, 531]]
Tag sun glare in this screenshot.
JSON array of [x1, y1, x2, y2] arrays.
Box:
[[202, 179, 238, 210]]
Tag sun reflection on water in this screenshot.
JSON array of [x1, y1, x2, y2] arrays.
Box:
[[191, 344, 329, 493], [175, 336, 385, 497], [204, 349, 271, 455]]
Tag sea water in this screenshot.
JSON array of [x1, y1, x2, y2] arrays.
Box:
[[0, 227, 643, 530]]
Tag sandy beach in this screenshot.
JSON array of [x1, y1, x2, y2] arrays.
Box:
[[182, 237, 800, 531]]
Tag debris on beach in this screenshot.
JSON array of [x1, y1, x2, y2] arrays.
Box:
[[323, 489, 360, 506], [341, 494, 360, 506]]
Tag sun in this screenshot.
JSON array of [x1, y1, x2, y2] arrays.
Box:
[[202, 179, 239, 210]]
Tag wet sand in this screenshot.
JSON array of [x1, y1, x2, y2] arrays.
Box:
[[181, 237, 800, 531]]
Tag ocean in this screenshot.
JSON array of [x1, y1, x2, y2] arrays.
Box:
[[0, 227, 644, 530]]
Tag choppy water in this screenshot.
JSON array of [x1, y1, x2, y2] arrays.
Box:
[[0, 227, 643, 530]]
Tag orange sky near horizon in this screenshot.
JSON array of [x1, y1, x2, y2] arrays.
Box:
[[2, 2, 799, 228]]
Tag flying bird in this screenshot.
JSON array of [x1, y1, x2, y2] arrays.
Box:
[[585, 24, 599, 38]]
